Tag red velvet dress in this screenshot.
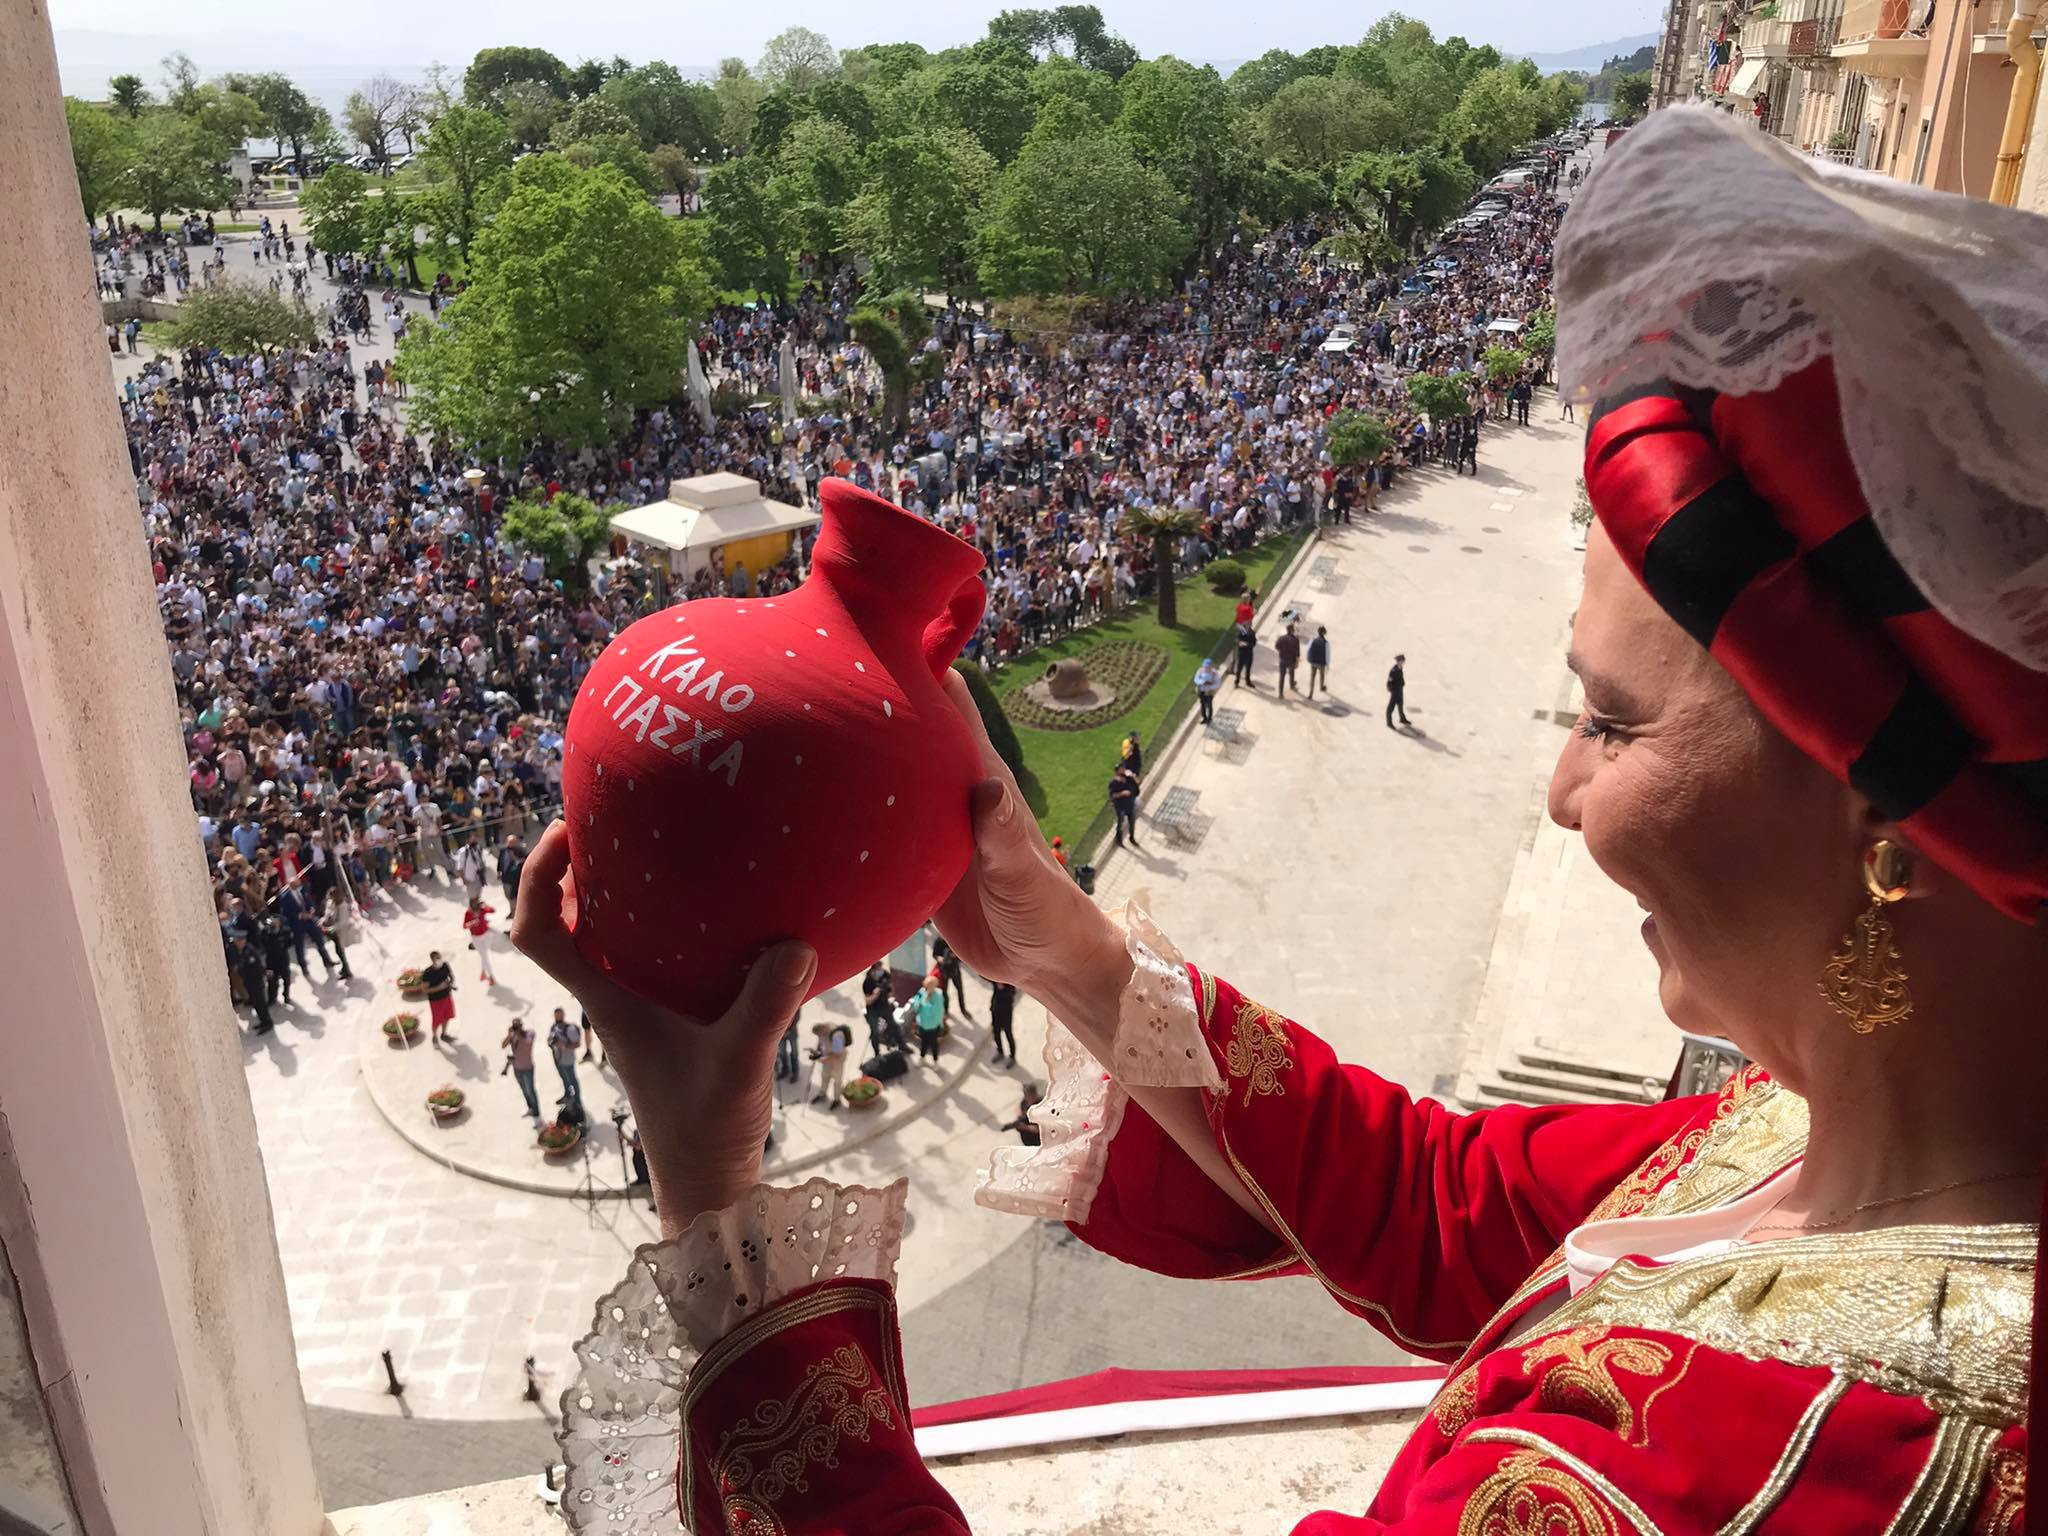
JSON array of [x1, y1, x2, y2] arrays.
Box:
[[565, 960, 2033, 1535]]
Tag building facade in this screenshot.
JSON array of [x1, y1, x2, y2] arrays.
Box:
[[1645, 0, 2047, 209]]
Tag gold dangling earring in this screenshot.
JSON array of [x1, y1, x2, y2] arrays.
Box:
[[1817, 839, 1915, 1033]]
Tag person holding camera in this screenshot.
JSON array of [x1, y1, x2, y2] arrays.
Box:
[[501, 1018, 539, 1119], [809, 1019, 852, 1110]]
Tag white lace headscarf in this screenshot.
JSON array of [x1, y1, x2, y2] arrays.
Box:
[[1556, 105, 2048, 673]]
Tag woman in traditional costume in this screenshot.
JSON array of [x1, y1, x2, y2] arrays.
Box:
[[518, 108, 2048, 1534]]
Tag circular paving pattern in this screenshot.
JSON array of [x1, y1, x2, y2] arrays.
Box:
[[1004, 641, 1170, 731]]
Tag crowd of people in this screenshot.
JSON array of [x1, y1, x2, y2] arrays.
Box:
[[117, 132, 1576, 1045]]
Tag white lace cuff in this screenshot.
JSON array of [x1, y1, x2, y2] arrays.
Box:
[[975, 903, 1221, 1224], [558, 1177, 907, 1534]]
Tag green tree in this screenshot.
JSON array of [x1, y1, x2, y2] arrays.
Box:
[[64, 99, 131, 224], [844, 129, 994, 294], [1407, 371, 1473, 421], [300, 165, 383, 256], [1029, 55, 1119, 125], [419, 103, 513, 258], [848, 304, 914, 429], [1448, 66, 1543, 176], [1523, 307, 1556, 361], [773, 115, 864, 257], [1338, 144, 1473, 250], [383, 192, 431, 286], [499, 79, 562, 150], [1484, 345, 1528, 385], [1326, 409, 1393, 468], [1115, 58, 1242, 264], [1261, 75, 1401, 169], [711, 58, 764, 156], [464, 46, 570, 107], [757, 26, 840, 92], [552, 94, 638, 146], [1612, 72, 1653, 119], [502, 492, 614, 586], [649, 144, 697, 202], [108, 73, 149, 117], [1228, 50, 1314, 106], [986, 6, 1137, 76], [223, 72, 321, 172], [1122, 505, 1203, 626], [182, 84, 269, 148], [601, 62, 720, 156], [977, 120, 1188, 298], [165, 279, 320, 352], [561, 134, 661, 195], [124, 112, 233, 233], [906, 58, 1036, 163], [842, 42, 931, 87], [700, 160, 797, 302], [397, 160, 713, 453]]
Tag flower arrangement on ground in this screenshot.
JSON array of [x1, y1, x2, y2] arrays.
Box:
[[843, 1076, 885, 1109], [383, 1012, 421, 1038], [396, 968, 426, 999], [537, 1119, 583, 1153], [426, 1086, 465, 1117]]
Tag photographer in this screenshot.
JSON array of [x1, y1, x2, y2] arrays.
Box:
[[809, 1019, 852, 1111], [502, 1018, 539, 1120]]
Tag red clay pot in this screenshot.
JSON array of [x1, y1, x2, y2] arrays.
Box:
[[562, 478, 986, 1019]]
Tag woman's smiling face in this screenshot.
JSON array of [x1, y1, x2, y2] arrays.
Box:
[[1549, 525, 1867, 1065]]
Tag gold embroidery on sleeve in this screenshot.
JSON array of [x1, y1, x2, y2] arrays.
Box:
[[707, 1343, 896, 1534], [1458, 1448, 1622, 1536], [1431, 1363, 1481, 1438], [1222, 997, 1292, 1106], [1521, 1327, 1674, 1443], [1463, 1429, 1666, 1536]]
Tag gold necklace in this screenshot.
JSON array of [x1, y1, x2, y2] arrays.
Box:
[[1746, 1170, 2039, 1237]]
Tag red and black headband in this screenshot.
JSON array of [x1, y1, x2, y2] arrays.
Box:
[[1586, 357, 2048, 921]]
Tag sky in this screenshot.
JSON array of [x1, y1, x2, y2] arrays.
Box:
[[50, 0, 1661, 101]]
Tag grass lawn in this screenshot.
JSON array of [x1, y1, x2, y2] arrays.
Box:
[[994, 531, 1307, 844], [214, 222, 259, 234], [138, 321, 180, 351]]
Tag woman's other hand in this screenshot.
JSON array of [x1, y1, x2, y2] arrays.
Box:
[[510, 819, 815, 1234], [932, 671, 1129, 1031]]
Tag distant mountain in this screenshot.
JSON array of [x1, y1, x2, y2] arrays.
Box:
[[1519, 33, 1660, 75]]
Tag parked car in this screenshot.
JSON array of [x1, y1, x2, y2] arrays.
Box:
[[1320, 324, 1359, 355]]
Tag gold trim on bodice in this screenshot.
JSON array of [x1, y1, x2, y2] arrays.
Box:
[[1508, 1224, 2037, 1426]]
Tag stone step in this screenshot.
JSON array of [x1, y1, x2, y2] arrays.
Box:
[[1512, 1050, 1669, 1090], [1494, 1063, 1664, 1104]]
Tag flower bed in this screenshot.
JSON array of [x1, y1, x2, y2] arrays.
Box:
[[427, 1086, 465, 1118], [383, 1013, 421, 1040], [1005, 641, 1169, 732], [537, 1120, 583, 1154], [843, 1076, 884, 1110]]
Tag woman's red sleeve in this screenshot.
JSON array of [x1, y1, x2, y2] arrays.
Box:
[[1070, 967, 1708, 1361], [677, 1278, 971, 1535]]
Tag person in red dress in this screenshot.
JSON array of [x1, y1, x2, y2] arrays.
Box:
[[463, 897, 499, 986], [515, 109, 2048, 1536]]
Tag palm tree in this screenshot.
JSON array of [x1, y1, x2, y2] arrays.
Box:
[[1122, 505, 1205, 627], [109, 73, 149, 117]]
